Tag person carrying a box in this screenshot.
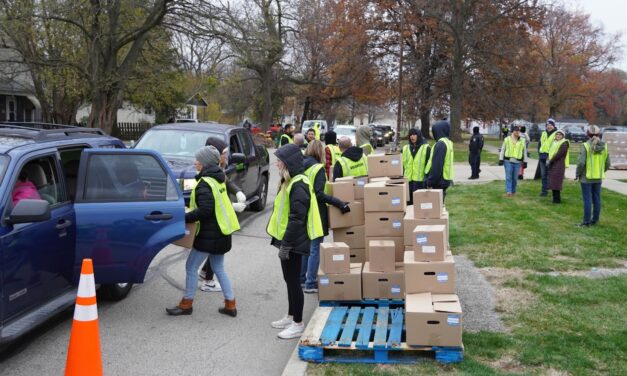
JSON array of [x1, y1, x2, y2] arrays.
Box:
[[425, 119, 455, 200], [403, 128, 431, 204], [301, 140, 351, 293], [333, 136, 369, 181], [575, 125, 610, 227]]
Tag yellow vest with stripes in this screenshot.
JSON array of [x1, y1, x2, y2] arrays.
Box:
[[549, 139, 570, 168], [583, 142, 608, 179], [540, 131, 556, 154], [425, 138, 454, 180], [402, 143, 430, 182], [190, 177, 240, 236], [338, 155, 368, 177], [504, 136, 525, 161]]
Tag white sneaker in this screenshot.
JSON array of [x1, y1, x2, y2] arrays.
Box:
[[199, 279, 222, 292], [278, 322, 304, 339], [198, 270, 207, 280], [271, 315, 294, 329]]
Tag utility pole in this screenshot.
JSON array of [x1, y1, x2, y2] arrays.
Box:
[[395, 3, 404, 151]]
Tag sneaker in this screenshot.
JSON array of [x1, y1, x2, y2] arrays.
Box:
[[576, 222, 590, 227], [303, 288, 318, 294], [278, 322, 304, 339], [271, 315, 294, 329], [198, 270, 207, 280], [199, 279, 222, 292]]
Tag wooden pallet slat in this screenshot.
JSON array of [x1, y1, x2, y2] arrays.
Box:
[[320, 307, 348, 346], [373, 307, 389, 349], [338, 307, 361, 347], [355, 307, 375, 349], [387, 308, 403, 348]]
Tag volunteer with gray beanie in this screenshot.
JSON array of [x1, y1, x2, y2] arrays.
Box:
[[167, 145, 239, 318]]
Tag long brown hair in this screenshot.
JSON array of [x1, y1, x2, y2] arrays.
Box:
[[305, 139, 326, 164], [277, 161, 292, 192]]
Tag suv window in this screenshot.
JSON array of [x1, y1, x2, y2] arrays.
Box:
[[13, 155, 63, 206], [82, 154, 178, 202], [239, 132, 254, 156], [0, 155, 8, 185], [230, 135, 243, 154]]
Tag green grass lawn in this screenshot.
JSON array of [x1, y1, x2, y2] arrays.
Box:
[[310, 180, 626, 376]]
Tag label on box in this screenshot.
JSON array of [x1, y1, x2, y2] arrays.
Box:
[[436, 272, 449, 282], [420, 202, 433, 210], [422, 245, 436, 254], [391, 197, 401, 206], [391, 159, 400, 166], [332, 254, 345, 262], [447, 314, 461, 326], [392, 220, 402, 229], [391, 285, 401, 295], [184, 230, 190, 235], [356, 180, 366, 187], [320, 277, 330, 286], [415, 235, 428, 244]]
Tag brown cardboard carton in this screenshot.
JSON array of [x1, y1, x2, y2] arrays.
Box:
[[364, 182, 407, 212], [350, 248, 365, 264], [368, 240, 396, 272], [320, 242, 351, 274], [405, 293, 463, 347], [403, 208, 449, 246], [329, 201, 364, 228], [365, 236, 404, 261], [362, 262, 405, 299], [412, 225, 447, 262], [367, 153, 403, 177], [365, 211, 404, 237], [336, 176, 368, 199], [318, 263, 363, 301], [327, 180, 355, 202], [404, 251, 456, 294], [370, 176, 409, 202], [173, 223, 196, 248], [413, 190, 444, 219], [333, 225, 365, 248]]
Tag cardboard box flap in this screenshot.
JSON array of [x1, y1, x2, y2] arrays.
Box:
[[349, 263, 363, 273], [336, 176, 355, 182], [405, 292, 432, 312], [433, 301, 462, 313], [413, 224, 447, 232]]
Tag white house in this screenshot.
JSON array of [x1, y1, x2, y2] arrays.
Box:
[[0, 48, 42, 122], [75, 101, 156, 124]]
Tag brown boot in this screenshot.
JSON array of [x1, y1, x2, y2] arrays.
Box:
[[166, 298, 193, 316], [218, 299, 237, 317]]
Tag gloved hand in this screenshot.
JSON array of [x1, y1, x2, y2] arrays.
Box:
[[340, 202, 351, 214], [236, 191, 246, 204], [232, 202, 246, 213], [278, 245, 291, 261], [523, 162, 528, 169], [498, 160, 504, 166]]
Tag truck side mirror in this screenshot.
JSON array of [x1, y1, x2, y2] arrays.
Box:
[[8, 199, 51, 224], [230, 153, 246, 165]]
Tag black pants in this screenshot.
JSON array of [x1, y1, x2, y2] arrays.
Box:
[[469, 152, 481, 177], [281, 254, 304, 323], [408, 181, 425, 205], [552, 190, 561, 203], [201, 258, 214, 280]]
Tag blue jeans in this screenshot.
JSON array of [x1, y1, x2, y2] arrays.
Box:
[[300, 237, 322, 289], [539, 154, 548, 194], [185, 249, 234, 300], [581, 182, 602, 224], [504, 160, 520, 194]]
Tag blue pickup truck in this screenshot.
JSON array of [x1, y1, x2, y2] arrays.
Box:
[[0, 123, 185, 348]]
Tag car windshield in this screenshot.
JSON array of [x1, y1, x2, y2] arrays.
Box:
[[335, 127, 356, 136], [0, 155, 7, 184], [568, 127, 585, 134], [135, 129, 223, 160]]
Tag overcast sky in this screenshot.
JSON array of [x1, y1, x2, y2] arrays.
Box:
[[574, 0, 627, 70]]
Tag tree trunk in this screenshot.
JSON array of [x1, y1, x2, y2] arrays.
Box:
[[88, 91, 119, 135], [419, 105, 431, 139], [260, 69, 273, 131], [301, 96, 311, 127]]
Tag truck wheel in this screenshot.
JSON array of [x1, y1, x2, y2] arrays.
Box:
[[99, 283, 133, 301], [251, 175, 268, 212]]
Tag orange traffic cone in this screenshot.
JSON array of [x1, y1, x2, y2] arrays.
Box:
[[65, 259, 103, 376]]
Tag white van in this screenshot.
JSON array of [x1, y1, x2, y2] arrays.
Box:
[[301, 120, 328, 139]]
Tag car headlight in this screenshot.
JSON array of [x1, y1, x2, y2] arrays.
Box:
[[177, 178, 196, 191]]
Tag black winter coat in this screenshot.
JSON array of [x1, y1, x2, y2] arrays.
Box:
[[186, 166, 232, 254], [304, 156, 344, 236]]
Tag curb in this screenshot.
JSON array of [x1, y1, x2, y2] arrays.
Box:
[[282, 343, 307, 376]]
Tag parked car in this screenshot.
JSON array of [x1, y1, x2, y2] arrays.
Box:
[[528, 123, 546, 142], [0, 122, 186, 348], [133, 123, 270, 211], [369, 124, 395, 143], [601, 125, 627, 139], [563, 125, 587, 143], [301, 120, 328, 139], [372, 128, 385, 147], [334, 125, 357, 146]]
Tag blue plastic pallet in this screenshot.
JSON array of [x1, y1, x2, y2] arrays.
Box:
[[319, 299, 405, 308], [299, 306, 463, 364]]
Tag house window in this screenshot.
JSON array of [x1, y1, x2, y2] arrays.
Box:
[[6, 96, 16, 121]]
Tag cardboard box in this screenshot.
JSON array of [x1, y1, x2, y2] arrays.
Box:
[[362, 262, 405, 299], [329, 201, 364, 228], [173, 223, 196, 248], [350, 248, 365, 264], [412, 225, 447, 262], [370, 176, 409, 202], [404, 251, 456, 294], [404, 208, 449, 246], [336, 176, 369, 199], [327, 180, 355, 202], [413, 190, 444, 219], [367, 153, 403, 177], [366, 236, 404, 261], [406, 293, 463, 347], [364, 182, 407, 212], [318, 263, 363, 301], [368, 240, 396, 272], [365, 211, 404, 237], [320, 242, 351, 274], [333, 225, 365, 248]]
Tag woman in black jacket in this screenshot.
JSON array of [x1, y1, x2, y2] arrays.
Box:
[[166, 145, 238, 317], [267, 144, 312, 339]]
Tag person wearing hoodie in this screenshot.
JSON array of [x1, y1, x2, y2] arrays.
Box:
[[301, 140, 351, 293], [324, 130, 341, 178], [279, 124, 294, 146], [267, 144, 323, 339], [425, 119, 455, 200], [166, 146, 240, 317], [498, 126, 527, 197], [402, 128, 431, 203], [468, 126, 484, 179], [547, 129, 569, 204], [356, 125, 374, 156], [538, 118, 558, 196], [333, 136, 368, 181], [575, 125, 610, 226]]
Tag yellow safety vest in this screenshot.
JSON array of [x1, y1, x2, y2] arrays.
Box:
[[325, 144, 341, 168], [280, 134, 293, 145], [360, 143, 374, 156], [540, 131, 556, 154], [549, 139, 570, 168], [190, 177, 240, 236], [425, 138, 454, 180], [266, 175, 324, 241], [402, 143, 430, 182], [338, 155, 368, 177], [305, 163, 328, 195], [504, 136, 525, 161], [583, 142, 608, 179], [313, 123, 320, 140]]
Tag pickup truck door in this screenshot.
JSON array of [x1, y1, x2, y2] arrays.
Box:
[[73, 149, 185, 284]]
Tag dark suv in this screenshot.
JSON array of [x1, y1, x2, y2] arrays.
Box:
[[0, 122, 185, 347], [528, 123, 546, 142]]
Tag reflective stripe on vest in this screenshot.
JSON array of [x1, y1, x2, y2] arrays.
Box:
[[266, 175, 324, 241], [425, 138, 454, 180], [402, 143, 429, 181], [190, 177, 240, 236], [549, 139, 570, 168], [540, 131, 556, 153], [504, 136, 525, 161], [305, 163, 328, 195], [338, 155, 368, 177], [583, 142, 608, 179]]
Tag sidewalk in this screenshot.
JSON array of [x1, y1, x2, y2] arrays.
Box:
[[455, 144, 627, 195]]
